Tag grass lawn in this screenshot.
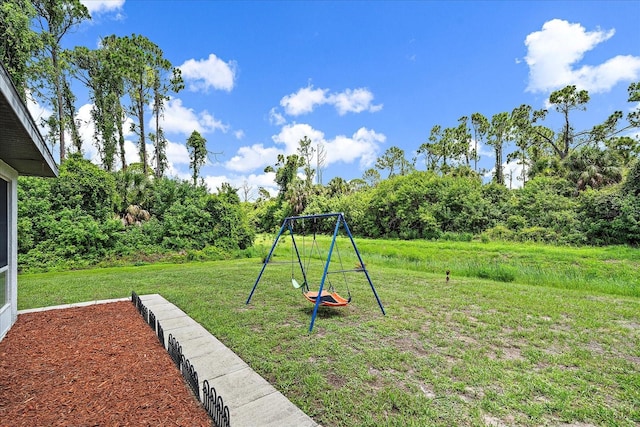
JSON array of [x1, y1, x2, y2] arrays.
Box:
[[18, 240, 640, 426]]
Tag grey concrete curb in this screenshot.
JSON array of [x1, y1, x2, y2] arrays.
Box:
[[139, 294, 319, 427]]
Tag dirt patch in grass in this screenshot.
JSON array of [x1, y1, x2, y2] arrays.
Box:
[[483, 414, 513, 427], [390, 333, 430, 357], [326, 371, 347, 388], [0, 301, 211, 426], [624, 355, 640, 366], [501, 346, 524, 361], [617, 320, 640, 331]]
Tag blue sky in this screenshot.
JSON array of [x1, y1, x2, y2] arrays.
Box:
[[30, 1, 640, 196]]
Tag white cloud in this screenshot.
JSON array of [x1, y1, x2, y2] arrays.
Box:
[[164, 160, 192, 182], [26, 93, 52, 135], [160, 98, 228, 136], [225, 143, 282, 173], [166, 140, 191, 165], [226, 121, 384, 182], [269, 107, 287, 126], [279, 85, 383, 116], [143, 139, 191, 180], [124, 140, 140, 166], [524, 19, 640, 93], [234, 130, 245, 140], [198, 123, 386, 199], [280, 85, 328, 115], [329, 88, 383, 115], [244, 172, 279, 194], [504, 161, 526, 190], [271, 123, 384, 169], [272, 123, 326, 154], [324, 127, 384, 168], [572, 56, 640, 93], [199, 111, 229, 133], [202, 172, 278, 199], [74, 103, 98, 161], [179, 53, 237, 92], [80, 0, 125, 15]]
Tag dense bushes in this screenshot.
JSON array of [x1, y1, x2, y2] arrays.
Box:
[[249, 170, 639, 247], [577, 187, 640, 245], [162, 190, 253, 251], [18, 155, 640, 272], [18, 156, 255, 271], [50, 153, 117, 220], [19, 210, 123, 270], [623, 160, 640, 197], [289, 172, 519, 241]]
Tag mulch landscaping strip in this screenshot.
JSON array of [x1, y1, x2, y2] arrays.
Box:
[[0, 301, 211, 426]]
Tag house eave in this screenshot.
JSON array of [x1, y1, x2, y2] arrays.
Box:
[[0, 64, 58, 178]]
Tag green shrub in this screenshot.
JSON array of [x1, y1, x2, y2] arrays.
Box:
[[483, 225, 514, 241], [50, 154, 117, 220], [511, 176, 577, 233], [113, 218, 164, 254], [417, 208, 441, 240], [516, 226, 558, 243], [622, 159, 640, 197], [506, 215, 527, 231]]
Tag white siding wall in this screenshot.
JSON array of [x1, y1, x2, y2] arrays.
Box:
[[0, 159, 17, 341]]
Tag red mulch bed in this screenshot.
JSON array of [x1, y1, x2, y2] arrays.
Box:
[[0, 301, 211, 426]]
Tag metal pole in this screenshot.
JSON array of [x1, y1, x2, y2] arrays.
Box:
[[246, 219, 287, 304], [341, 214, 386, 315], [285, 212, 342, 222], [308, 214, 342, 332]]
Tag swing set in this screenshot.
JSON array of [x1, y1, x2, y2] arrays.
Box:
[[246, 212, 385, 332]]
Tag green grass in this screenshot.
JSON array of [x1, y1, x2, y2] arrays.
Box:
[[18, 240, 640, 426], [335, 237, 640, 297]]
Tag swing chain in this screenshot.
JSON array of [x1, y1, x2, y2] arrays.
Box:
[[290, 215, 351, 302]]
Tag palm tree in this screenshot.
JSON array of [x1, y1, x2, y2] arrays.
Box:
[[564, 147, 622, 192], [326, 177, 350, 197]]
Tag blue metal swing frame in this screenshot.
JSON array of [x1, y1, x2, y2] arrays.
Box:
[[246, 212, 386, 332]]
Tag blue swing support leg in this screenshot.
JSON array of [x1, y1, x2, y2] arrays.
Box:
[[342, 217, 386, 316], [308, 214, 342, 332], [246, 221, 287, 305], [247, 219, 308, 304]]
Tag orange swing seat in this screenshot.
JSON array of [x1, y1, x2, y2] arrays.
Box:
[[303, 289, 351, 307]]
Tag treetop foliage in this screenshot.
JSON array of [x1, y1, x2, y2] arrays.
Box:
[[3, 1, 639, 272]]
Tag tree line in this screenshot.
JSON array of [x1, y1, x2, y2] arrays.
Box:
[[3, 0, 637, 189], [0, 0, 208, 175], [16, 146, 640, 271], [251, 136, 640, 246], [3, 1, 639, 273], [368, 83, 638, 188], [252, 82, 639, 247]]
